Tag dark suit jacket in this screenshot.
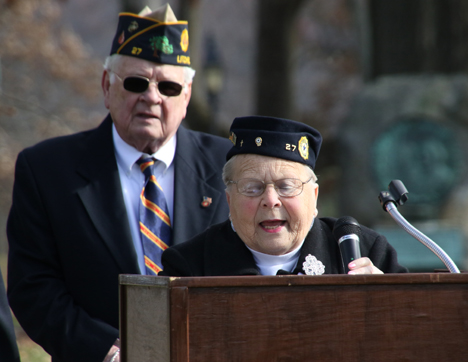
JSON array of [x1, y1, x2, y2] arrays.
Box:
[[160, 218, 408, 276], [7, 115, 231, 362], [0, 269, 20, 362]]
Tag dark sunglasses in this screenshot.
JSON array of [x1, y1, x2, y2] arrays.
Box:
[[112, 72, 184, 97]]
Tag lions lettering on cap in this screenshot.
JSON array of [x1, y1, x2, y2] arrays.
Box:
[[177, 55, 191, 65], [299, 136, 309, 160]]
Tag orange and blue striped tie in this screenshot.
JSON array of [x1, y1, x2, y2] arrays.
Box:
[[136, 157, 172, 275]]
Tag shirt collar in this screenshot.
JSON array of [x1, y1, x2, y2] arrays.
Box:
[[231, 218, 315, 275], [246, 240, 304, 266], [246, 241, 304, 276], [113, 124, 177, 172]]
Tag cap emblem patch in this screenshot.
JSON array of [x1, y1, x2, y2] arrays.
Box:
[[180, 29, 189, 52], [229, 132, 237, 145], [299, 136, 309, 160], [118, 31, 125, 45], [150, 36, 174, 57], [255, 137, 262, 147], [128, 21, 139, 33]]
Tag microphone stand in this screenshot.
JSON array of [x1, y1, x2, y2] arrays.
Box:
[[379, 180, 460, 274]]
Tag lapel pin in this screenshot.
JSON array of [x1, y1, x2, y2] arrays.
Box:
[[302, 254, 325, 275], [201, 196, 212, 207]]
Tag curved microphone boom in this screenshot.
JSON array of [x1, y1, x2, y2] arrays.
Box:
[[379, 180, 460, 273], [333, 216, 362, 274]]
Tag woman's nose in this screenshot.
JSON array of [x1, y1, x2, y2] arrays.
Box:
[[261, 184, 282, 208]]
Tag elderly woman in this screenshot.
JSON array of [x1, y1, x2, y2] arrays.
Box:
[[159, 116, 407, 276]]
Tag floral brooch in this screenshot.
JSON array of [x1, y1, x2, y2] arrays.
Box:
[[302, 254, 325, 275]]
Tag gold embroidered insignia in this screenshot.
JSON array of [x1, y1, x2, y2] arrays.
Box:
[[180, 29, 189, 52], [298, 136, 309, 160], [255, 137, 262, 147]]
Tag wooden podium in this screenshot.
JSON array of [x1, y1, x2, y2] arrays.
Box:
[[120, 273, 468, 362]]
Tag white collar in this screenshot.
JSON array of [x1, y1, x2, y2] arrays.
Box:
[[246, 242, 304, 276], [231, 218, 315, 275], [112, 124, 176, 171], [246, 242, 304, 265]]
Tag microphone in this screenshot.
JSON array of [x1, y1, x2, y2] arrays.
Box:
[[333, 216, 362, 274]]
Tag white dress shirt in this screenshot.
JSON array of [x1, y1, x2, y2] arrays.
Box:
[[113, 125, 176, 274]]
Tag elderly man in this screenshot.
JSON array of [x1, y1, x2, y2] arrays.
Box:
[[7, 4, 230, 362], [160, 116, 408, 277]]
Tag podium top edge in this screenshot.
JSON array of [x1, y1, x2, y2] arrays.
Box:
[[119, 272, 468, 288]]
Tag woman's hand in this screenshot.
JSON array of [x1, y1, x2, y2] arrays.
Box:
[[347, 257, 383, 275]]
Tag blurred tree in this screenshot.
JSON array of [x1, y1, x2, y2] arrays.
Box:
[[0, 0, 105, 253], [368, 0, 468, 78], [178, 0, 218, 134], [256, 0, 305, 118]]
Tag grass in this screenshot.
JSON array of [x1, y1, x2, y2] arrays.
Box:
[[1, 254, 50, 362], [16, 331, 50, 362]]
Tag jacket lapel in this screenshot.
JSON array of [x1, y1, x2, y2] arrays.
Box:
[[204, 221, 260, 276], [76, 116, 139, 273], [293, 218, 344, 275]]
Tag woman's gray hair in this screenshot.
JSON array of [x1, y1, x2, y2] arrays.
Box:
[[222, 155, 318, 188], [103, 54, 196, 89], [222, 156, 237, 186]]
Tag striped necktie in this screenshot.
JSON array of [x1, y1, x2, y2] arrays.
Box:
[[136, 157, 172, 275]]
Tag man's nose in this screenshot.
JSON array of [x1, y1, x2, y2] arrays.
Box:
[[140, 82, 163, 103]]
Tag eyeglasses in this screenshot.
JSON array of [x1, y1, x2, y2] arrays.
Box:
[[111, 72, 184, 97], [227, 177, 314, 198]]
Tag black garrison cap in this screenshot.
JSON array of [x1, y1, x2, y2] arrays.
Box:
[[227, 116, 322, 169]]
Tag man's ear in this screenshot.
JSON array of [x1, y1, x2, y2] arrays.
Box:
[[102, 70, 111, 110], [225, 190, 231, 207], [184, 82, 192, 105]]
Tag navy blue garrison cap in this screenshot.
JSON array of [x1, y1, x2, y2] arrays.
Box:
[[226, 116, 322, 169], [109, 4, 190, 66]]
